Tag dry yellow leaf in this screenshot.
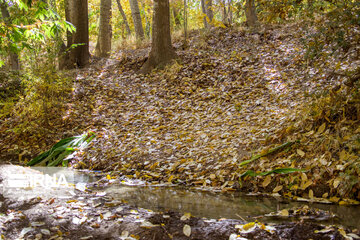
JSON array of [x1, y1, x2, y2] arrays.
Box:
[[305, 130, 314, 136], [333, 178, 341, 188], [317, 123, 326, 135], [286, 126, 293, 133], [279, 209, 289, 216], [168, 175, 174, 183], [150, 162, 159, 170], [339, 150, 348, 161], [342, 135, 351, 141], [273, 185, 283, 193], [297, 149, 305, 157], [309, 189, 314, 199], [339, 201, 347, 205], [301, 179, 313, 190], [301, 172, 308, 182], [338, 228, 347, 238], [180, 212, 191, 221], [242, 222, 256, 230], [262, 175, 271, 188], [355, 127, 360, 133]]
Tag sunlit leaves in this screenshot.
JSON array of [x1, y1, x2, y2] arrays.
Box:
[[0, 0, 75, 60]]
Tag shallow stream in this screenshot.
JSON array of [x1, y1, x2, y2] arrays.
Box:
[[101, 184, 360, 229], [22, 167, 360, 229]]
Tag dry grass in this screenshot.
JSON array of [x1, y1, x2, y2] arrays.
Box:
[[113, 34, 151, 51]]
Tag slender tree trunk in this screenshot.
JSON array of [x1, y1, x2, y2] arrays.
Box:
[[140, 0, 177, 73], [116, 0, 131, 35], [183, 0, 187, 44], [139, 0, 150, 37], [64, 0, 90, 68], [245, 0, 258, 27], [95, 0, 112, 57], [228, 0, 233, 25], [129, 0, 144, 40], [59, 0, 72, 69], [0, 0, 20, 70], [206, 0, 213, 25], [172, 6, 181, 28], [201, 0, 209, 29], [222, 0, 228, 25], [46, 0, 69, 70]]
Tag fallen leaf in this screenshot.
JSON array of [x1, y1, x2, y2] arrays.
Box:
[[140, 221, 158, 228], [333, 178, 341, 188], [309, 189, 314, 199], [301, 180, 313, 190], [279, 209, 289, 216], [262, 175, 271, 188], [273, 185, 283, 193], [180, 212, 191, 221], [183, 224, 191, 237], [317, 123, 326, 135], [297, 149, 305, 157], [168, 175, 174, 183], [242, 222, 256, 231]]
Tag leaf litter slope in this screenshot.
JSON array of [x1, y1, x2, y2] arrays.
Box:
[[77, 28, 304, 174], [71, 25, 359, 202], [11, 24, 360, 201]]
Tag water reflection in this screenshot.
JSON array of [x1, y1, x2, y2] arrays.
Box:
[[104, 184, 360, 228]]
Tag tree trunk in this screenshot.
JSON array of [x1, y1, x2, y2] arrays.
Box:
[[245, 0, 258, 27], [0, 0, 20, 70], [139, 0, 150, 37], [228, 0, 233, 25], [129, 0, 144, 40], [201, 0, 209, 28], [64, 0, 90, 68], [46, 0, 69, 70], [95, 0, 112, 57], [221, 0, 228, 25], [173, 7, 181, 27], [140, 0, 177, 73], [171, 0, 181, 28], [206, 0, 213, 25], [115, 0, 131, 35], [183, 0, 187, 45]]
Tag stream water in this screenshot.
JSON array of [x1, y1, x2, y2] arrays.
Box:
[[5, 166, 359, 229], [102, 184, 360, 229], [56, 168, 360, 229]]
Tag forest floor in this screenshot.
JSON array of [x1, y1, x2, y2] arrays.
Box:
[[0, 21, 360, 229]]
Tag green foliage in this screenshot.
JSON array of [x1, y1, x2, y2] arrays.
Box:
[[0, 0, 75, 67], [239, 141, 297, 167], [27, 131, 96, 166]]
